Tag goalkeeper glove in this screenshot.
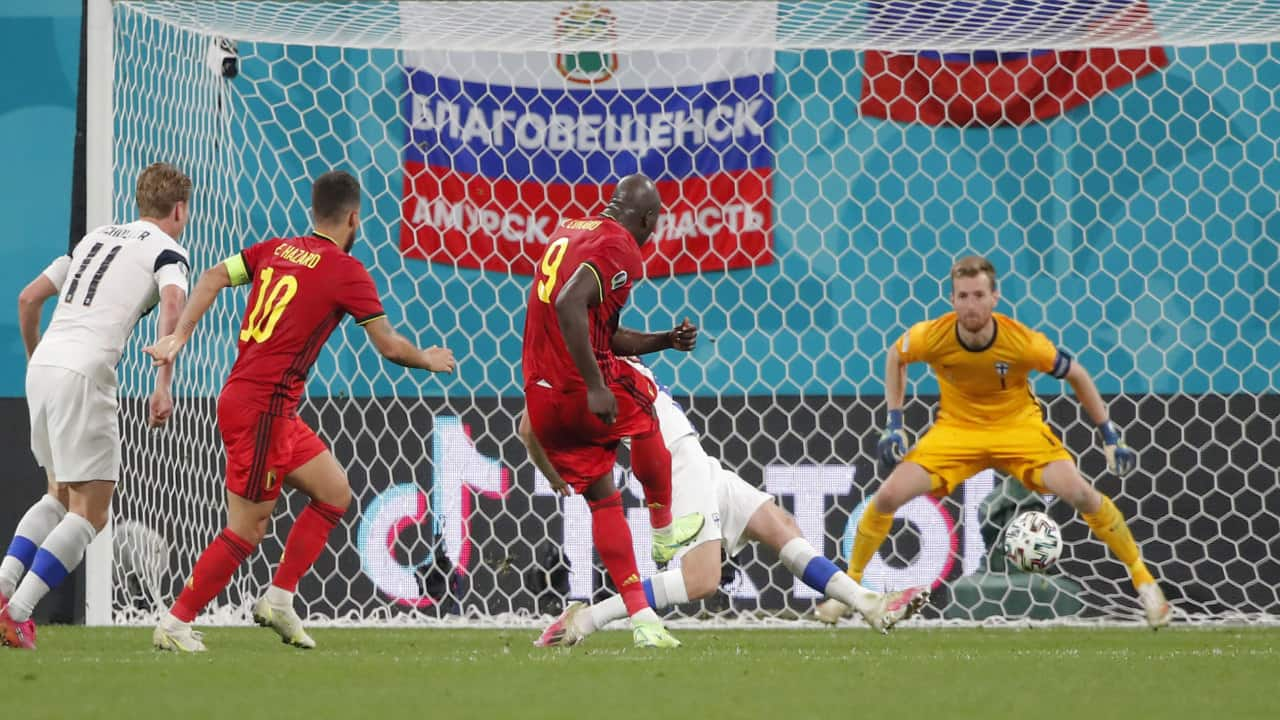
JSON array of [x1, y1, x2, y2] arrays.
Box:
[[877, 409, 909, 478], [1099, 420, 1137, 477]]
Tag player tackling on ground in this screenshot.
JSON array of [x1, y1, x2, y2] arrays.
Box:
[[524, 357, 928, 646], [147, 170, 454, 652], [523, 174, 704, 648], [1, 163, 192, 649], [815, 256, 1171, 628]]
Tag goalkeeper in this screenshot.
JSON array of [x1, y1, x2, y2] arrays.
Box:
[[817, 256, 1170, 628], [523, 357, 927, 647]]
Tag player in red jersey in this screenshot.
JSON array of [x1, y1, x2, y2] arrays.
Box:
[[523, 174, 703, 648], [145, 171, 455, 652]]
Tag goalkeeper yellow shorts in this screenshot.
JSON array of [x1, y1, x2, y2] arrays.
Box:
[[903, 420, 1074, 497]]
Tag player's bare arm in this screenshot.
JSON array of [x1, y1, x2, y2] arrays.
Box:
[[516, 410, 571, 497], [148, 283, 188, 428], [16, 273, 59, 360], [611, 318, 698, 355], [145, 263, 233, 366], [877, 340, 912, 476], [554, 264, 616, 424], [362, 317, 455, 373], [1063, 359, 1137, 475]]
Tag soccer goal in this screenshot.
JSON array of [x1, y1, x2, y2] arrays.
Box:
[[94, 0, 1280, 627]]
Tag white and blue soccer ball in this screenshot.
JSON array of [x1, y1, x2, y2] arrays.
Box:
[[1003, 511, 1063, 573]]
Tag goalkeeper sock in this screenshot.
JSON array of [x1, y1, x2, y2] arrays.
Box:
[[0, 495, 66, 597], [579, 570, 688, 636], [847, 499, 896, 583], [630, 430, 673, 530], [588, 491, 649, 616], [1083, 494, 1155, 589], [272, 500, 345, 593], [172, 529, 254, 623], [7, 513, 96, 623], [779, 537, 876, 610]]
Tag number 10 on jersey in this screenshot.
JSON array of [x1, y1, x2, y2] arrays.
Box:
[[241, 267, 298, 343]]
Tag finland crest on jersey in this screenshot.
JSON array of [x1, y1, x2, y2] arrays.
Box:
[[31, 220, 189, 388], [620, 357, 697, 448]]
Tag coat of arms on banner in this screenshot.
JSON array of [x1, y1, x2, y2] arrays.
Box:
[[554, 2, 619, 84]]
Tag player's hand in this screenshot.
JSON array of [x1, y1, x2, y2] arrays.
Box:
[[144, 334, 186, 367], [423, 346, 455, 374], [876, 409, 908, 477], [587, 384, 618, 425], [148, 387, 174, 428], [547, 472, 573, 497], [668, 318, 698, 352], [1099, 421, 1137, 476]]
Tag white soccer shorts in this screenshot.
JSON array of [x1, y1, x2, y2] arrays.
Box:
[[669, 436, 774, 559], [26, 364, 120, 483]]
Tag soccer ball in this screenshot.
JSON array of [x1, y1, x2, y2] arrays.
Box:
[[1003, 511, 1062, 572]]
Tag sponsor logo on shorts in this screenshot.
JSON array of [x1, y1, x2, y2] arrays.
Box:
[[622, 573, 640, 586]]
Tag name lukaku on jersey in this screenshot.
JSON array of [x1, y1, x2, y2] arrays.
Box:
[[274, 243, 322, 269]]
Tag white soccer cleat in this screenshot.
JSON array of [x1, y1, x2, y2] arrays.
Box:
[[814, 598, 851, 625], [858, 586, 930, 634], [253, 596, 316, 649], [1137, 582, 1171, 629], [533, 601, 587, 648], [153, 622, 207, 653]]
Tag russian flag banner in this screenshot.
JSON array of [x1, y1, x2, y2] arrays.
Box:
[[860, 0, 1169, 126], [399, 3, 776, 276]]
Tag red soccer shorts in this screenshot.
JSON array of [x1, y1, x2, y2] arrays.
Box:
[[525, 363, 659, 491], [217, 391, 328, 502]]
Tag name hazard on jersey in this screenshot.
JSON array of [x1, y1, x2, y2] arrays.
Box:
[[274, 243, 322, 269]]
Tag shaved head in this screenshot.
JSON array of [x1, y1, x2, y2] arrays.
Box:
[[601, 173, 662, 245]]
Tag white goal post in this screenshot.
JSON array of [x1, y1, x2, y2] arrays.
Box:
[[90, 0, 1280, 627]]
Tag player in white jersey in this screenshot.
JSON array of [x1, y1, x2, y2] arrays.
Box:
[[526, 357, 929, 647], [0, 163, 192, 649]]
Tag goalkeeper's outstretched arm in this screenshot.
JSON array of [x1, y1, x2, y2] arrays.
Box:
[[877, 341, 912, 476], [1063, 360, 1110, 425], [1063, 358, 1138, 476]]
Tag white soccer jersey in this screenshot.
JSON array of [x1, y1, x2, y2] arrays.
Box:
[[619, 357, 697, 448], [618, 356, 774, 556], [30, 220, 189, 388]]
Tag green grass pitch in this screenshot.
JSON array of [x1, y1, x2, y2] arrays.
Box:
[[3, 627, 1277, 719]]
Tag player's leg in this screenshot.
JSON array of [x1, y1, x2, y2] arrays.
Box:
[[2, 480, 111, 649], [581, 474, 679, 647], [538, 540, 720, 648], [746, 501, 927, 632], [612, 366, 704, 563], [156, 402, 283, 652], [844, 461, 933, 584], [0, 473, 67, 602], [1038, 459, 1169, 627], [254, 439, 350, 650]]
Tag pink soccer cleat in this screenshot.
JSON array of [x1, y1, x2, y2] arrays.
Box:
[[0, 605, 36, 650], [534, 601, 586, 648]]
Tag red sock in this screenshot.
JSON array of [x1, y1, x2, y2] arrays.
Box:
[[588, 491, 648, 616], [172, 529, 254, 623], [272, 500, 345, 593], [631, 430, 673, 529]]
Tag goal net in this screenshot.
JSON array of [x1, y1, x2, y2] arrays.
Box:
[[106, 0, 1280, 626]]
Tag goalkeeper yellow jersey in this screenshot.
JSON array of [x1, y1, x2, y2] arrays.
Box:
[[896, 312, 1072, 428]]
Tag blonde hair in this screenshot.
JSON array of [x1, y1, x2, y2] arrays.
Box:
[[136, 162, 192, 218], [950, 255, 997, 292]]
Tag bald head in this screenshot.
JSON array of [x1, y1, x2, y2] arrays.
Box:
[[601, 174, 662, 245]]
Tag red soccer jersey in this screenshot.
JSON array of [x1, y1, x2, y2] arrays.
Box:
[[221, 233, 386, 415], [522, 217, 643, 392]]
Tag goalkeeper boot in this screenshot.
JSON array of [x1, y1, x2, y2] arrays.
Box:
[[632, 620, 681, 649], [651, 512, 706, 566], [152, 620, 206, 653], [0, 605, 35, 650], [1137, 582, 1171, 630], [534, 601, 587, 648], [253, 595, 316, 649], [814, 598, 850, 625], [857, 586, 929, 634]]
